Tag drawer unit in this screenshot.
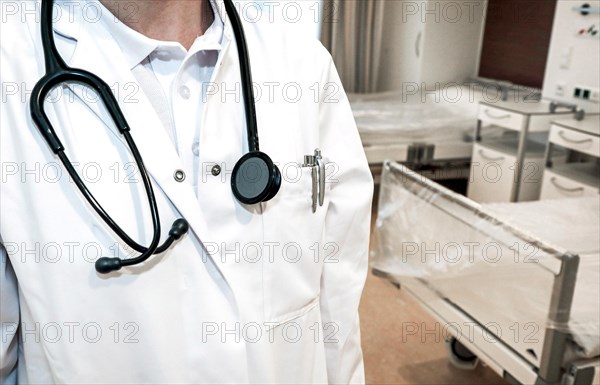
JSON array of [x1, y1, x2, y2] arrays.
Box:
[[472, 100, 575, 202], [540, 169, 599, 200], [549, 124, 600, 157], [468, 142, 545, 203], [543, 116, 600, 201], [478, 105, 525, 131]]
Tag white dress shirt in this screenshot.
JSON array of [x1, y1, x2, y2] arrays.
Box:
[[97, 0, 224, 194]]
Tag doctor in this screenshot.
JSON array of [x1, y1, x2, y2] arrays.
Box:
[[0, 0, 373, 383]]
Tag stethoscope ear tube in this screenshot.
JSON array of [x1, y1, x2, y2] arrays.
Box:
[[56, 137, 190, 274], [31, 69, 130, 154], [95, 219, 190, 274]]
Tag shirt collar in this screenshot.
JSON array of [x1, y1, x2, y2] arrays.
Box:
[[97, 0, 223, 70]]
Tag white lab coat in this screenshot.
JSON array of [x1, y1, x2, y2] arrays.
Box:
[[0, 1, 373, 384]]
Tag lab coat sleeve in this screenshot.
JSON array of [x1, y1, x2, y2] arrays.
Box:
[[0, 239, 19, 385], [317, 44, 374, 384]]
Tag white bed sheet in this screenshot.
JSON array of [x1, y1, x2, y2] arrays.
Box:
[[348, 88, 480, 145]]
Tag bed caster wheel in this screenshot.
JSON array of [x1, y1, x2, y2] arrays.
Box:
[[445, 337, 479, 370]]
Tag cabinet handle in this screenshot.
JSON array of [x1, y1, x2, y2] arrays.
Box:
[[484, 109, 511, 120], [550, 177, 584, 193], [478, 149, 505, 162], [558, 131, 593, 145], [415, 31, 422, 58]]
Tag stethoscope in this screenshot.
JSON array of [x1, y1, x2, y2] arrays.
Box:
[[30, 0, 282, 274]]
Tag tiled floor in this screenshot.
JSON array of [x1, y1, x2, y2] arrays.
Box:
[[359, 270, 509, 385], [360, 192, 509, 385]]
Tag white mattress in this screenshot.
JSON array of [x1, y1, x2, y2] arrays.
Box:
[[348, 88, 480, 146]]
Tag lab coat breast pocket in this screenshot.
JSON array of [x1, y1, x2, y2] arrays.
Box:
[[261, 164, 332, 321]]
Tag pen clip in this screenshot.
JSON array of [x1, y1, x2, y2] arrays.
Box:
[[303, 155, 317, 213], [315, 149, 325, 207]]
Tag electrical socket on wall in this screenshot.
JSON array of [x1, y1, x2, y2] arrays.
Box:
[[573, 85, 600, 102]]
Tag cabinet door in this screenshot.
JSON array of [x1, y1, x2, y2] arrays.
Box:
[[516, 156, 545, 202], [380, 1, 423, 85], [468, 144, 516, 202], [540, 170, 599, 200], [420, 1, 486, 84]]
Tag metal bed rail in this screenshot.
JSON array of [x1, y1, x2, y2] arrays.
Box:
[[373, 160, 586, 385]]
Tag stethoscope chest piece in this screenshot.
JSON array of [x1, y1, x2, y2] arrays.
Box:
[[231, 151, 281, 204]]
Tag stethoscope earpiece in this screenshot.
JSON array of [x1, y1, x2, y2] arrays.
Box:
[[231, 151, 281, 205]]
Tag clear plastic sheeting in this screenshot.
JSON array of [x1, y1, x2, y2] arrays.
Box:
[[371, 161, 600, 363]]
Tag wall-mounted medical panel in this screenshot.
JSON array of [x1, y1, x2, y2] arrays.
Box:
[[542, 1, 600, 113]]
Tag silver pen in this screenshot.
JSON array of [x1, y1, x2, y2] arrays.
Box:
[[314, 149, 325, 207], [303, 155, 318, 213]]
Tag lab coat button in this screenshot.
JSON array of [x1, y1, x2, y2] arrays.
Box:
[[192, 142, 200, 156], [174, 170, 186, 182], [179, 85, 191, 99], [211, 164, 221, 176]]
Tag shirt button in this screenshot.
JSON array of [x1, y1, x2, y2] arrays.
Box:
[[192, 142, 200, 156], [211, 164, 222, 176], [179, 85, 191, 100], [174, 169, 186, 182]]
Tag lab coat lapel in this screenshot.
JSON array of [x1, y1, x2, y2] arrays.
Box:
[[61, 14, 232, 282]]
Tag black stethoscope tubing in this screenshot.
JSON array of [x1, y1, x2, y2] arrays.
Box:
[[223, 0, 260, 152], [30, 0, 274, 274]]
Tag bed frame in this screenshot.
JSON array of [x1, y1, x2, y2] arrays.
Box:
[[356, 80, 543, 183], [364, 142, 472, 184], [362, 141, 473, 165], [372, 161, 599, 385]]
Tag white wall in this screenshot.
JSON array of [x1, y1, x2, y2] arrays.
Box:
[[249, 0, 323, 39], [542, 0, 600, 112]]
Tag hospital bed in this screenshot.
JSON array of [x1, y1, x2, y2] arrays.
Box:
[[349, 81, 541, 182], [371, 160, 600, 385], [349, 87, 478, 173]]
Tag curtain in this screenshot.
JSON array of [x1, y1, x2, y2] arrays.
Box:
[[320, 0, 386, 93]]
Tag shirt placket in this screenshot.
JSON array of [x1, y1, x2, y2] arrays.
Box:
[[172, 55, 201, 193]]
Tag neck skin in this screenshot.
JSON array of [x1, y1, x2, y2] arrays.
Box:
[[99, 0, 215, 50]]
